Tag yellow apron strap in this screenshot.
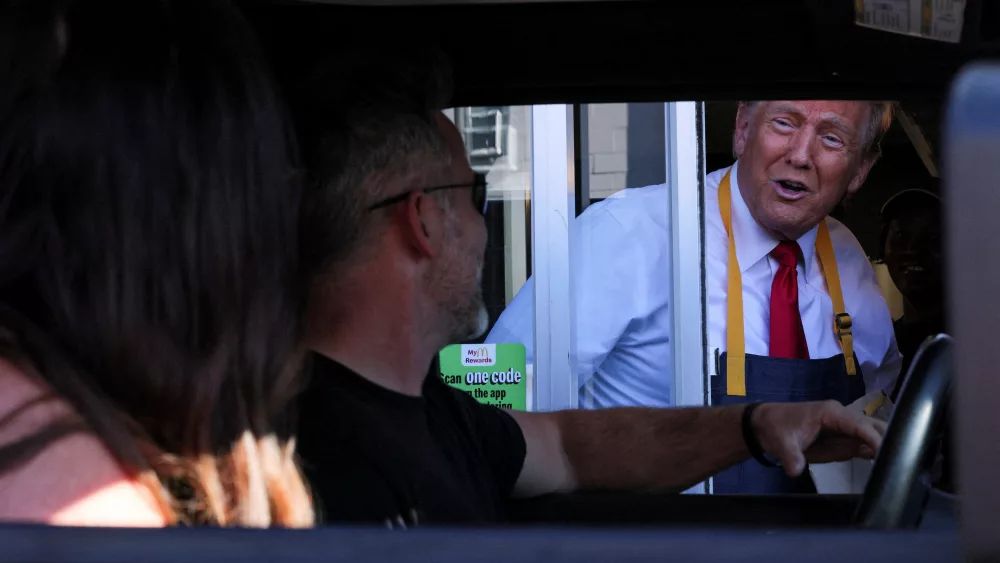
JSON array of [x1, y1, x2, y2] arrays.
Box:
[[863, 391, 888, 417], [815, 221, 858, 376], [718, 170, 747, 396], [719, 168, 857, 396]]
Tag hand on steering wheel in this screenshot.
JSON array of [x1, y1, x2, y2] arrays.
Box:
[[751, 400, 888, 478]]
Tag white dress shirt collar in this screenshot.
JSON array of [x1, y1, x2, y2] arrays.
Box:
[[730, 161, 819, 276]]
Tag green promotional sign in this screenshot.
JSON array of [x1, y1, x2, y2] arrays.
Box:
[[439, 343, 527, 410]]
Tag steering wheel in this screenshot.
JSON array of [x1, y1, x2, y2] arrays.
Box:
[[853, 334, 954, 529]]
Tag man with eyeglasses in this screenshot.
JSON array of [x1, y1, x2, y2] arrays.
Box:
[[292, 51, 888, 526]]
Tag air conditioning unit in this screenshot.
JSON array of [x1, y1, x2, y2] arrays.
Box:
[[456, 106, 519, 173]]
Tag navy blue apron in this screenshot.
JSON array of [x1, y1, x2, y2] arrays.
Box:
[[711, 168, 866, 494], [710, 353, 866, 493]]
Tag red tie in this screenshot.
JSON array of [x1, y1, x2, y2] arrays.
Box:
[[769, 241, 809, 359]]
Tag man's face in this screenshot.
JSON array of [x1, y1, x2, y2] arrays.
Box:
[[734, 101, 877, 241], [884, 205, 943, 304], [428, 113, 489, 342]]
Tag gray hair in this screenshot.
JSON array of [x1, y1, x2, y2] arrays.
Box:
[[295, 50, 454, 275], [734, 100, 896, 160]]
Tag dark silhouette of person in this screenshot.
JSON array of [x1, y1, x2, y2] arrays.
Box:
[[879, 182, 953, 493], [880, 185, 944, 393]]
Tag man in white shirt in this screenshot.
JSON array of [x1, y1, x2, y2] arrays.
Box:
[[487, 100, 903, 493]]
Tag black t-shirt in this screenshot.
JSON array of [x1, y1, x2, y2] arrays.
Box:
[[296, 354, 527, 526]]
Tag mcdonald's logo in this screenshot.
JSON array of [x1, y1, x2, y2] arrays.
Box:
[[461, 344, 497, 367]]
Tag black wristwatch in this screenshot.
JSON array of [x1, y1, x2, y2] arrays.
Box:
[[741, 402, 780, 468]]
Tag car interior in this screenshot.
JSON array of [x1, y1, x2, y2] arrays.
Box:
[[2, 0, 1000, 561]]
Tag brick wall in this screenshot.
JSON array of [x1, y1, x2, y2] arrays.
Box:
[[587, 103, 630, 199]]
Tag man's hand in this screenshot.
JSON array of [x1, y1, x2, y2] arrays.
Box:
[[751, 400, 888, 478]]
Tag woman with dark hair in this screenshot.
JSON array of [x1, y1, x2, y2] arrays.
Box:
[[0, 0, 313, 526]]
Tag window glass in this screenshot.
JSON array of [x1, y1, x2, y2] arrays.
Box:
[[445, 105, 535, 410], [576, 103, 673, 410], [447, 103, 694, 414]]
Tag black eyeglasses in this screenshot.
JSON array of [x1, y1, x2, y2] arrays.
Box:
[[367, 173, 489, 216]]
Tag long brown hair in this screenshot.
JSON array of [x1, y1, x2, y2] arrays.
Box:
[[0, 0, 313, 526]]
